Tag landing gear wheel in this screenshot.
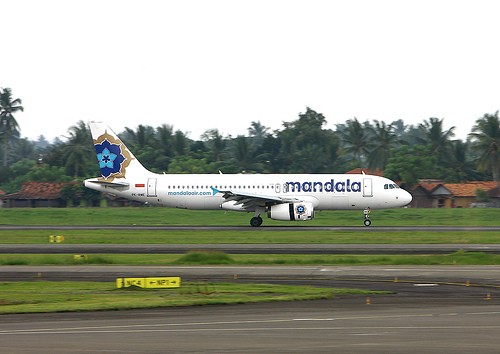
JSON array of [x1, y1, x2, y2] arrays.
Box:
[[364, 219, 372, 227], [250, 216, 263, 227]]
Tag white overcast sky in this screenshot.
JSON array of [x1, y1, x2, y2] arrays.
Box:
[[2, 0, 500, 142]]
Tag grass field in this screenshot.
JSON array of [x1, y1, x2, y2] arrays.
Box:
[[1, 229, 500, 244], [0, 281, 383, 314], [0, 208, 499, 245], [1, 249, 499, 266], [1, 207, 499, 226]]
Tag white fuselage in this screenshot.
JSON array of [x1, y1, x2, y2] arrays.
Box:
[[85, 121, 412, 226], [85, 172, 412, 211]]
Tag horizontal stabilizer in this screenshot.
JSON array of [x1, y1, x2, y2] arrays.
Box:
[[85, 179, 130, 188]]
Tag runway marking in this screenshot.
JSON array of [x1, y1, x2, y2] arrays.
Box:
[[2, 311, 500, 335], [3, 325, 500, 335], [466, 311, 500, 315]]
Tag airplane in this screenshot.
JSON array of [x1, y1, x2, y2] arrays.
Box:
[[84, 122, 412, 227]]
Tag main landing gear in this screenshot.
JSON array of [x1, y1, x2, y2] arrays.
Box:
[[250, 216, 263, 227], [250, 207, 265, 227]]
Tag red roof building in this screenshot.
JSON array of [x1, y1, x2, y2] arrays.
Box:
[[411, 180, 500, 208], [1, 182, 69, 208]]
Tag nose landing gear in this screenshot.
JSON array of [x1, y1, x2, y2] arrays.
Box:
[[363, 207, 371, 227]]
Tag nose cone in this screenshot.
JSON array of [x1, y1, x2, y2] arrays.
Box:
[[399, 189, 413, 206]]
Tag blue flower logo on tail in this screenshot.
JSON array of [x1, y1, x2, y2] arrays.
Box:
[[93, 132, 132, 179], [97, 148, 117, 169]]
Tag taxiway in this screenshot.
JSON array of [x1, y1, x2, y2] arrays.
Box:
[[1, 265, 500, 353]]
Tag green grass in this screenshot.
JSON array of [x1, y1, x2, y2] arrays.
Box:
[[1, 250, 499, 266], [175, 251, 235, 264], [1, 208, 499, 246], [0, 229, 499, 244], [0, 281, 381, 314], [1, 207, 499, 226]]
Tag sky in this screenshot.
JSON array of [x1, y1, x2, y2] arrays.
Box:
[[2, 0, 500, 143]]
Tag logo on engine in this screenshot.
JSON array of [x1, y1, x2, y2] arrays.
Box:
[[94, 132, 132, 179], [296, 204, 306, 215]]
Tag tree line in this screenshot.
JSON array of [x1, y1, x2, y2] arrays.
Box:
[[1, 87, 499, 198]]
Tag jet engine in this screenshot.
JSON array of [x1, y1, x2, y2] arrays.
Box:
[[268, 202, 314, 221]]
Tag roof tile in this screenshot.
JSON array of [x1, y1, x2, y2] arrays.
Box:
[[2, 182, 69, 200]]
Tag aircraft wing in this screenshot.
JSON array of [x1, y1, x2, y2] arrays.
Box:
[[217, 189, 301, 210]]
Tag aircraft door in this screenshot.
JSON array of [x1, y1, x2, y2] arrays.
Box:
[[147, 178, 157, 197], [363, 178, 373, 197]]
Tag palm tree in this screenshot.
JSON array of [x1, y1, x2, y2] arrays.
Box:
[[447, 139, 479, 182], [173, 130, 189, 156], [337, 118, 371, 168], [62, 121, 93, 177], [232, 135, 254, 172], [155, 124, 174, 153], [416, 117, 455, 160], [121, 125, 159, 170], [469, 112, 500, 182], [201, 129, 227, 162], [152, 124, 175, 170], [11, 138, 36, 161], [368, 120, 398, 170], [124, 125, 155, 149], [0, 87, 24, 166], [247, 121, 269, 149]]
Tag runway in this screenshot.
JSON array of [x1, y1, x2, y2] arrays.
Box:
[[1, 264, 500, 284], [2, 300, 500, 353], [1, 265, 500, 353], [1, 225, 499, 231]]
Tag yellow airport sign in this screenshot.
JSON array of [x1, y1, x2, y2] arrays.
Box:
[[49, 235, 65, 243], [73, 254, 88, 261], [116, 277, 181, 289]]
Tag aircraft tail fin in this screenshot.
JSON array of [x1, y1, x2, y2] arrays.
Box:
[[89, 121, 149, 180]]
